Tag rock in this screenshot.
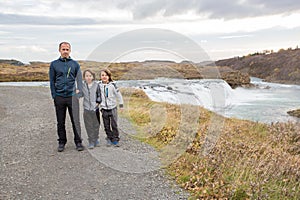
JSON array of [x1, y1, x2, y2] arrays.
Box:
[[221, 71, 252, 89], [287, 109, 300, 118]]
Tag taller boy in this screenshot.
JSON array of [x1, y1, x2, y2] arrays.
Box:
[[49, 42, 84, 152]]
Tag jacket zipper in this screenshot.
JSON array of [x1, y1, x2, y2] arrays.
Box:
[[87, 82, 92, 110], [104, 84, 109, 109], [64, 59, 67, 96]]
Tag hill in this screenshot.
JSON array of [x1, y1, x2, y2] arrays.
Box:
[[215, 48, 300, 84], [0, 60, 251, 88], [0, 59, 25, 66]]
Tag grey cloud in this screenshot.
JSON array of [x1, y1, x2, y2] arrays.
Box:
[[250, 0, 299, 10], [115, 0, 300, 20], [132, 1, 166, 19], [195, 0, 300, 19], [194, 0, 261, 19], [116, 0, 197, 19], [0, 0, 118, 25], [0, 13, 109, 25], [1, 0, 300, 25]]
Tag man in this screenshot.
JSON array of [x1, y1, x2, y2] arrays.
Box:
[[49, 42, 84, 152]]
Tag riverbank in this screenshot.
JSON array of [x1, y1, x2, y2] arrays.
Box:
[[0, 86, 189, 199], [121, 88, 300, 199]]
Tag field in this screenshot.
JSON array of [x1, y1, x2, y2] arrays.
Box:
[[0, 60, 244, 84]]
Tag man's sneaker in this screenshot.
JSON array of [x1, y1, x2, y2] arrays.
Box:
[[88, 143, 95, 149], [57, 143, 65, 152], [76, 143, 84, 151], [112, 141, 120, 147], [105, 138, 112, 147], [95, 140, 100, 147]]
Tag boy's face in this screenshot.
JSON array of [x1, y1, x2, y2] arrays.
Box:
[[101, 71, 109, 83], [84, 71, 93, 84]]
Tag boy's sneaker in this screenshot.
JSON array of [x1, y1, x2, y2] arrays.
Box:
[[57, 143, 65, 152], [76, 143, 84, 151], [105, 138, 112, 147], [95, 140, 100, 147], [112, 141, 120, 147], [88, 143, 95, 149]]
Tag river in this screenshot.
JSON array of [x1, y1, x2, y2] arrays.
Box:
[[1, 78, 299, 123]]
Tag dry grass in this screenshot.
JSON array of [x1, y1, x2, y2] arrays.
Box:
[[0, 62, 49, 81], [0, 61, 199, 82], [0, 60, 228, 82], [120, 88, 300, 199], [1, 60, 253, 90]]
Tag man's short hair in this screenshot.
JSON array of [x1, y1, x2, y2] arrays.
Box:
[[59, 42, 71, 49]]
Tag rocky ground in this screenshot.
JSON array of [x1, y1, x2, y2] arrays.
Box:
[[0, 86, 189, 200]]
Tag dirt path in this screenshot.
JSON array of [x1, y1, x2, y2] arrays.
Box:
[[0, 86, 189, 200]]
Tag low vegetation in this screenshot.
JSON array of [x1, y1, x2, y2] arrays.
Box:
[[0, 60, 207, 82], [0, 62, 49, 82], [120, 88, 300, 199], [0, 60, 246, 85]]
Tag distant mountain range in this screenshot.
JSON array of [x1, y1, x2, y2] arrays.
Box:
[[215, 48, 300, 85]]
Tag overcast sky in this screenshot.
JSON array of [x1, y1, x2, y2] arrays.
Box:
[[0, 0, 300, 63]]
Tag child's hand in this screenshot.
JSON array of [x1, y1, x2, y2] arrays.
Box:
[[119, 104, 124, 112]]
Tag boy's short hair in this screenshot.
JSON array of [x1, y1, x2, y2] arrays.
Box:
[[83, 69, 96, 80]]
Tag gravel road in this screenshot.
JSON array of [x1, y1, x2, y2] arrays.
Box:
[[0, 86, 189, 200]]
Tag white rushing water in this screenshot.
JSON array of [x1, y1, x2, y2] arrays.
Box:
[[1, 78, 299, 123], [118, 78, 300, 123]]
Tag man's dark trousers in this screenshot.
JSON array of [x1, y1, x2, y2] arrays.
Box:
[[54, 95, 82, 144]]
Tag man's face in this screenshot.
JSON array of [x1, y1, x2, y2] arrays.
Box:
[[59, 43, 71, 58]]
